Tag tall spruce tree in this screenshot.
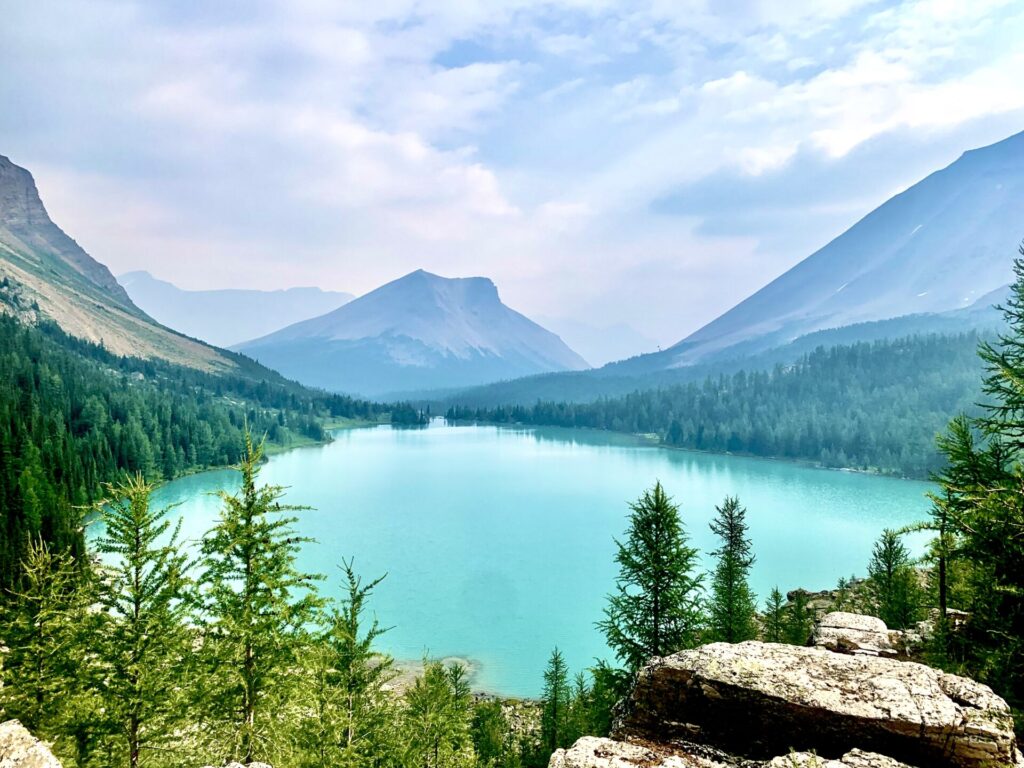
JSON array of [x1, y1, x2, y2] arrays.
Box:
[[93, 475, 192, 768], [866, 529, 922, 630], [707, 496, 758, 643], [197, 431, 322, 765], [539, 648, 571, 754], [597, 482, 704, 671]]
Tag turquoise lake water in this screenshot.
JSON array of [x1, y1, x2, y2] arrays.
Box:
[[149, 421, 934, 697]]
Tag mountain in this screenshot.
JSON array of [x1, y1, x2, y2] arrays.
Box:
[[119, 270, 354, 348], [0, 154, 237, 372], [535, 316, 658, 367], [235, 269, 589, 397], [621, 129, 1024, 372]]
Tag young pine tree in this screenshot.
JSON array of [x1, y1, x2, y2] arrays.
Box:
[[297, 560, 397, 768], [707, 496, 758, 643], [783, 590, 813, 646], [0, 537, 94, 747], [597, 482, 704, 671], [539, 648, 571, 754], [197, 431, 322, 765], [403, 660, 475, 768], [94, 474, 192, 768], [866, 529, 922, 630], [761, 587, 786, 643]]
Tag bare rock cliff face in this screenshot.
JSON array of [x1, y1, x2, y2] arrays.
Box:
[[551, 615, 1023, 768]]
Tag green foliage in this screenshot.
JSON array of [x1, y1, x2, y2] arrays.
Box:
[[539, 649, 571, 753], [597, 482, 704, 671], [295, 560, 398, 768], [783, 590, 813, 646], [0, 314, 383, 592], [446, 333, 985, 478], [865, 530, 923, 630], [196, 433, 324, 765], [402, 660, 475, 768], [707, 496, 758, 643], [930, 245, 1024, 721], [761, 587, 787, 644], [93, 474, 192, 768], [0, 536, 95, 751]]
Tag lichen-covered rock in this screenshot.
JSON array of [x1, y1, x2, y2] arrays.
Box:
[[812, 612, 898, 658], [765, 750, 914, 767], [614, 641, 1021, 768], [548, 736, 748, 768], [0, 720, 61, 768]]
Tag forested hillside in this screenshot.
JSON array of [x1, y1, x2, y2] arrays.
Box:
[[447, 333, 986, 478], [0, 314, 385, 589]]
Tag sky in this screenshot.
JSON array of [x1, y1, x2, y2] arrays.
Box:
[[2, 0, 1024, 354]]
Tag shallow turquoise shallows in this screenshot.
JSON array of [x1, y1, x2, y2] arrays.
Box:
[[149, 422, 934, 698]]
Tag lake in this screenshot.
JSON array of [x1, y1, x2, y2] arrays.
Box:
[[150, 421, 934, 698]]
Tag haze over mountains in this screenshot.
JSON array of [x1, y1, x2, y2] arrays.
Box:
[[236, 269, 589, 397], [119, 270, 354, 348], [617, 129, 1024, 373], [0, 155, 237, 372]]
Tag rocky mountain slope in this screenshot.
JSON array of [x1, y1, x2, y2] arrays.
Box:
[[620, 129, 1024, 372], [0, 154, 236, 372], [553, 612, 1024, 768], [235, 269, 589, 397], [119, 270, 354, 348]]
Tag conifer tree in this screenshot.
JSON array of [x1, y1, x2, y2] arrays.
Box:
[[0, 537, 92, 740], [297, 560, 397, 768], [197, 431, 322, 765], [761, 587, 786, 643], [707, 496, 758, 643], [597, 482, 704, 671], [783, 590, 813, 646], [866, 529, 922, 630], [539, 648, 571, 753], [403, 660, 475, 768], [93, 474, 192, 768]]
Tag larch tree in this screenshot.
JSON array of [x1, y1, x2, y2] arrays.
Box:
[[539, 648, 571, 754], [93, 474, 192, 768], [761, 587, 787, 644], [866, 529, 922, 630], [297, 560, 397, 768], [707, 496, 758, 643], [197, 431, 322, 765], [597, 482, 704, 671]]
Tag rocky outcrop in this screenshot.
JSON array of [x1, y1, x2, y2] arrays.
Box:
[[0, 720, 61, 768], [613, 641, 1021, 768], [811, 612, 899, 658], [764, 751, 914, 767]]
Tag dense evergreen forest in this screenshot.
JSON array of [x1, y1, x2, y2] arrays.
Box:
[[0, 314, 387, 590], [446, 332, 986, 478]]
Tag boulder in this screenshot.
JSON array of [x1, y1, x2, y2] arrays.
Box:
[[812, 612, 898, 658], [548, 736, 749, 768], [0, 720, 61, 768], [614, 641, 1022, 768], [765, 751, 913, 767]]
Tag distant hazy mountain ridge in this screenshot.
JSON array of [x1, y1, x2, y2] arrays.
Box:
[[639, 129, 1024, 370], [0, 154, 236, 371], [236, 269, 589, 397], [119, 270, 354, 347]]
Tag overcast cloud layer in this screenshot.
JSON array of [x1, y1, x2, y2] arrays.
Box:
[[2, 0, 1023, 348]]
